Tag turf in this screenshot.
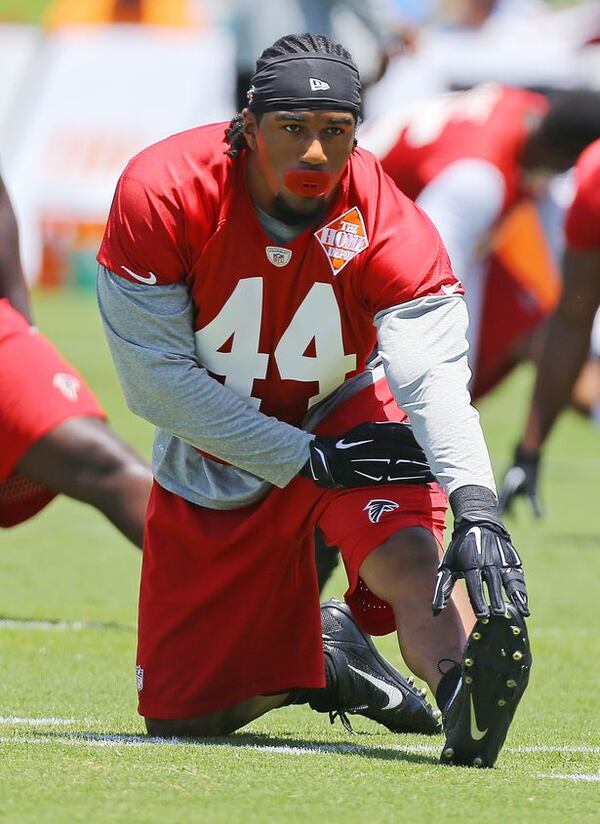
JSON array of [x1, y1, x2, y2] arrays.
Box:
[[0, 289, 599, 823]]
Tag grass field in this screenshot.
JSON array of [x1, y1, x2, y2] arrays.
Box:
[[1, 289, 599, 823]]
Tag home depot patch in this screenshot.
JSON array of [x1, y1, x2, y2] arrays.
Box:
[[315, 207, 369, 275]]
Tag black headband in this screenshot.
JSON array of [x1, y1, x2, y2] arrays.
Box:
[[247, 53, 361, 119]]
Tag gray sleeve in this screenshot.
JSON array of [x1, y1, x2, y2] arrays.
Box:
[[97, 266, 312, 488], [416, 158, 505, 285], [375, 294, 497, 497]]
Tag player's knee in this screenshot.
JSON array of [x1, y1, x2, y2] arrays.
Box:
[[145, 714, 234, 738], [360, 527, 439, 600]]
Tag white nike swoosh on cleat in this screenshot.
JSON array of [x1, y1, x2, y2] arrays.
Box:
[[335, 438, 373, 450], [470, 694, 488, 741], [347, 664, 404, 709]]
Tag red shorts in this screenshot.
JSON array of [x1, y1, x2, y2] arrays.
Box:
[[0, 299, 105, 526], [137, 378, 447, 720]]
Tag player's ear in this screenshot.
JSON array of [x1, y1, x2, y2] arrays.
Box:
[[242, 109, 258, 151]]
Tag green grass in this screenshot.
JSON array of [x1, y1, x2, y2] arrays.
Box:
[[0, 0, 49, 24], [1, 289, 599, 823]]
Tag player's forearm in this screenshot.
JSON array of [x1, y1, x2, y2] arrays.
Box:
[[521, 249, 600, 452], [521, 310, 594, 452], [375, 295, 497, 496], [97, 267, 312, 487]]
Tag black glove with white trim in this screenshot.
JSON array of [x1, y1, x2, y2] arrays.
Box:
[[300, 421, 435, 489], [499, 444, 542, 518], [432, 485, 530, 619]]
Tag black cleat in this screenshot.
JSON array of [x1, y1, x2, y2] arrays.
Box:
[[440, 603, 531, 768], [311, 599, 442, 735]]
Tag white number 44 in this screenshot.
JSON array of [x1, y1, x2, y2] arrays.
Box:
[[194, 277, 356, 410]]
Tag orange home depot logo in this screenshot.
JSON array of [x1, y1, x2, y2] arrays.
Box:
[[315, 207, 369, 275]]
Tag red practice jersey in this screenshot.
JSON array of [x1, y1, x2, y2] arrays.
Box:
[[363, 84, 548, 215], [98, 123, 456, 426], [565, 139, 600, 251]]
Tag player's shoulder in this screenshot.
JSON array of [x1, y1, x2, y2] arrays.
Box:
[[350, 146, 410, 202], [350, 146, 432, 216], [119, 122, 230, 202], [347, 145, 442, 264]]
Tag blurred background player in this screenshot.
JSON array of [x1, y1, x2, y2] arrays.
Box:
[[359, 83, 600, 399], [500, 137, 600, 517], [0, 171, 151, 544]]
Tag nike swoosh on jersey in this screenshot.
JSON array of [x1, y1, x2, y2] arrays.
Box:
[[441, 282, 461, 295], [121, 265, 158, 285], [347, 664, 404, 709], [335, 438, 373, 450], [470, 694, 488, 741]]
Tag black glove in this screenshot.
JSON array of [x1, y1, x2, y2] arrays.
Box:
[[498, 444, 541, 518], [300, 421, 435, 489], [432, 485, 530, 619]]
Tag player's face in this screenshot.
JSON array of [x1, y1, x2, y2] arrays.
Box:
[[244, 109, 356, 223]]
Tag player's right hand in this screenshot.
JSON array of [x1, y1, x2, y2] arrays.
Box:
[[498, 445, 541, 518], [300, 421, 435, 489]]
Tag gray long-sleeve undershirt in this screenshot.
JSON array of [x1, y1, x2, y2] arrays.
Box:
[[97, 266, 496, 509]]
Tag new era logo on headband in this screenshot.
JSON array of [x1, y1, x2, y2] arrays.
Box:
[[309, 78, 331, 92]]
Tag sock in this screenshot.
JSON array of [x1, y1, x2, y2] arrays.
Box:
[[435, 663, 462, 713]]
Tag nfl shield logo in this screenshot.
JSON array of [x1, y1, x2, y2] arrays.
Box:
[[266, 246, 292, 267]]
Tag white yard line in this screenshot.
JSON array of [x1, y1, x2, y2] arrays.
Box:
[[0, 730, 598, 758], [2, 618, 595, 637], [536, 772, 600, 782], [0, 618, 134, 632], [0, 716, 77, 726]]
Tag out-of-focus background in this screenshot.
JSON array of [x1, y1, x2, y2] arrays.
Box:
[[1, 0, 599, 292]]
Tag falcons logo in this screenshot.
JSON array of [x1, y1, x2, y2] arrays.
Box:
[[363, 499, 400, 524]]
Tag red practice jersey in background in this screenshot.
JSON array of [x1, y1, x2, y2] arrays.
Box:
[[565, 138, 600, 251], [371, 83, 548, 215]]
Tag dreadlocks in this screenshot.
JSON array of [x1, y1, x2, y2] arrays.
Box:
[[225, 33, 358, 159]]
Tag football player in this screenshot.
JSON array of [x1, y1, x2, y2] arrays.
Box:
[[98, 33, 531, 767], [500, 138, 600, 516], [359, 83, 600, 396], [0, 171, 151, 544]]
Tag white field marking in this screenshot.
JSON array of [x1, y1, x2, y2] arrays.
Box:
[[514, 745, 600, 753], [0, 717, 77, 726], [5, 617, 594, 638], [0, 735, 393, 754], [536, 772, 600, 783], [0, 618, 134, 632], [0, 732, 598, 758]]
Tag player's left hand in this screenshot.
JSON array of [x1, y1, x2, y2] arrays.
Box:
[[300, 421, 435, 489], [432, 486, 530, 619]]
